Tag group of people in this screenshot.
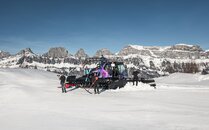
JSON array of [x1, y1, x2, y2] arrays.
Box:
[[58, 70, 100, 94]]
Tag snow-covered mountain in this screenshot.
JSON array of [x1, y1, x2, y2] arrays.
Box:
[[114, 44, 208, 76], [16, 48, 36, 57], [118, 44, 202, 59], [0, 44, 209, 78]]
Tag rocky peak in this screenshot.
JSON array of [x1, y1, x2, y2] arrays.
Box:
[[170, 44, 203, 52], [0, 51, 11, 59], [16, 48, 35, 56], [94, 48, 114, 57], [44, 47, 69, 58], [118, 45, 142, 55], [74, 48, 88, 59], [118, 45, 157, 57]]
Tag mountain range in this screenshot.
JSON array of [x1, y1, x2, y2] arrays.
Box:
[[0, 43, 209, 78]]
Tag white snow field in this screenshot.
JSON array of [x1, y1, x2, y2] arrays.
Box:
[[1, 69, 209, 130]]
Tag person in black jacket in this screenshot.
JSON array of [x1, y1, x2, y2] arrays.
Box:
[[59, 74, 66, 93], [92, 73, 99, 94], [112, 67, 119, 79], [132, 70, 139, 86]]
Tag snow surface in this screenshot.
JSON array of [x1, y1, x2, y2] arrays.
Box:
[[155, 73, 209, 89], [176, 43, 194, 47], [129, 44, 170, 52], [1, 69, 209, 130], [129, 45, 144, 50]]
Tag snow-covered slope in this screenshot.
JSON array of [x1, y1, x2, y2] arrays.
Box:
[[155, 73, 209, 88], [0, 69, 209, 130]]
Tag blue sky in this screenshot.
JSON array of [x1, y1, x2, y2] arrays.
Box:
[[0, 0, 209, 55]]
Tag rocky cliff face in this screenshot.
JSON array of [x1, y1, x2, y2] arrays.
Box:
[[118, 44, 203, 59], [170, 44, 203, 52], [0, 51, 11, 59], [118, 45, 153, 56], [94, 48, 114, 57], [44, 47, 69, 58], [74, 48, 88, 59]]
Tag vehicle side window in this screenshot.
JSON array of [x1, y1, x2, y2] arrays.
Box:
[[118, 64, 126, 74]]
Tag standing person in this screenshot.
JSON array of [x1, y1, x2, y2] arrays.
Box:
[[84, 66, 91, 86], [100, 55, 107, 66], [84, 66, 90, 75], [132, 70, 139, 86], [84, 66, 90, 80], [59, 74, 66, 93], [92, 73, 99, 94], [112, 67, 119, 79]]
